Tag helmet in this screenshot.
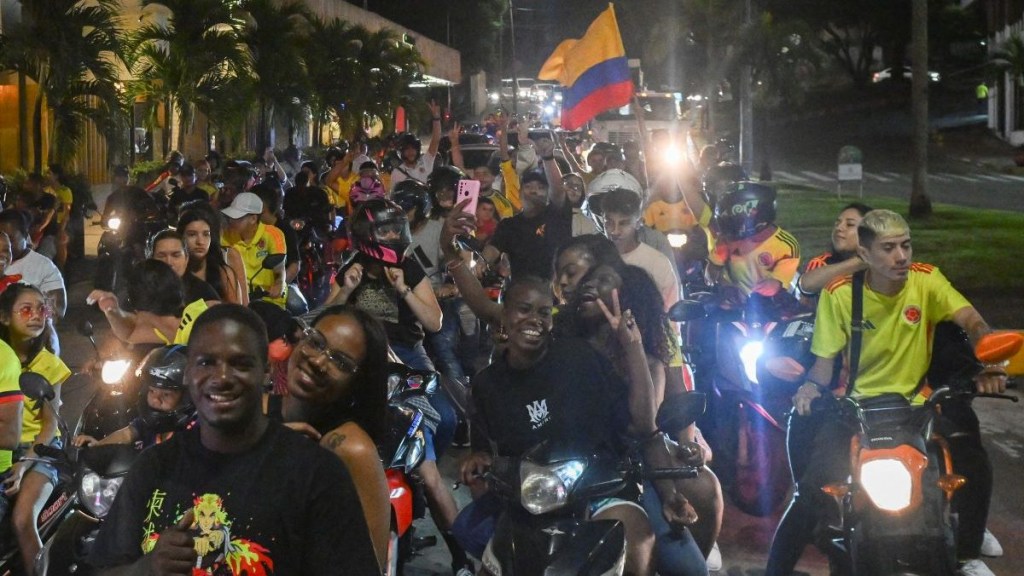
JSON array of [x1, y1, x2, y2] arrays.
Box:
[[397, 133, 422, 158], [427, 165, 465, 207], [589, 142, 624, 164], [702, 161, 748, 208], [135, 345, 194, 433], [349, 199, 413, 265], [582, 168, 643, 224], [324, 146, 345, 167], [391, 180, 432, 223], [713, 181, 777, 241]]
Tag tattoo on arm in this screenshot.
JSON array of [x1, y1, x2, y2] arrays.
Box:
[[324, 432, 347, 451]]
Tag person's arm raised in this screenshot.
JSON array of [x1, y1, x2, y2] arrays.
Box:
[[440, 204, 504, 325]]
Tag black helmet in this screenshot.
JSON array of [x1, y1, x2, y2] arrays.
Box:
[[392, 180, 432, 224], [397, 133, 422, 157], [589, 142, 624, 164], [713, 181, 777, 241], [702, 161, 748, 208], [349, 199, 413, 265], [324, 146, 345, 167], [427, 165, 465, 207], [135, 345, 194, 433]]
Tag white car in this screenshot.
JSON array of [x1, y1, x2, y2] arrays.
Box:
[[872, 67, 940, 83]]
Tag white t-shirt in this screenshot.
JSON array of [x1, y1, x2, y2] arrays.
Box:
[[389, 153, 436, 190], [7, 250, 65, 294], [621, 242, 680, 312]]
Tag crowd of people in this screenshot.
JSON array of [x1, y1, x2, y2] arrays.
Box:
[[0, 96, 1010, 576]]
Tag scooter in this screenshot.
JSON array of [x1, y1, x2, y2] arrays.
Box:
[[0, 374, 81, 575], [478, 396, 704, 576], [290, 218, 335, 309], [94, 202, 166, 294], [248, 254, 310, 316], [74, 321, 140, 441], [818, 331, 1023, 576]]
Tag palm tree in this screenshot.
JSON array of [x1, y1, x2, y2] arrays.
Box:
[[237, 0, 312, 150], [0, 0, 125, 170], [128, 0, 252, 154], [358, 28, 424, 135], [304, 17, 363, 145]]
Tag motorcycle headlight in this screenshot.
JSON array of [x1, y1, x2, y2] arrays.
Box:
[[107, 217, 121, 231], [101, 359, 132, 385], [79, 469, 125, 518], [860, 458, 913, 512], [667, 233, 688, 248], [520, 460, 586, 515], [739, 341, 764, 384]]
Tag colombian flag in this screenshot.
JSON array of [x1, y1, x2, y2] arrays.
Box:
[[538, 4, 633, 130]]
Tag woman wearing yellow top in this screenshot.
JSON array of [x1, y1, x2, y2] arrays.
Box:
[[0, 283, 71, 571]]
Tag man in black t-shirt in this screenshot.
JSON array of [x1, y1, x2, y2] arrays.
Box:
[[89, 304, 378, 575], [483, 167, 572, 280]]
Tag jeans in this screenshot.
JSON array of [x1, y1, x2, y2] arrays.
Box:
[[427, 297, 469, 382], [452, 491, 503, 559], [390, 340, 456, 457], [641, 480, 710, 576]]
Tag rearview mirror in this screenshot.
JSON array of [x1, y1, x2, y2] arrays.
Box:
[[975, 332, 1024, 364], [78, 320, 94, 338], [261, 253, 286, 270], [668, 300, 708, 323], [19, 373, 53, 403], [656, 391, 706, 437]]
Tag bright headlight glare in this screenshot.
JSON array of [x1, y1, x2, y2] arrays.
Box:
[[739, 341, 764, 384], [79, 469, 125, 519], [661, 145, 683, 165], [860, 458, 913, 512], [107, 217, 121, 231], [667, 233, 688, 248], [101, 359, 132, 385], [520, 459, 586, 515]]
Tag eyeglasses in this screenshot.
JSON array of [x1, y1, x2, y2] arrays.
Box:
[[15, 303, 52, 321], [301, 326, 359, 375]]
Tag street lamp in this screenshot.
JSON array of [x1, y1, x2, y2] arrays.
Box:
[[509, 0, 518, 115]]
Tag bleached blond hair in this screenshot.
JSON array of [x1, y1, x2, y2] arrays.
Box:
[[858, 209, 910, 247]]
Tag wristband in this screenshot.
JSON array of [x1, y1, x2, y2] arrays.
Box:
[[445, 259, 465, 272], [802, 381, 828, 394], [541, 155, 555, 161]]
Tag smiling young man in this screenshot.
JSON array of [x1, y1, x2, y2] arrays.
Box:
[[766, 210, 1007, 576], [89, 304, 378, 575]]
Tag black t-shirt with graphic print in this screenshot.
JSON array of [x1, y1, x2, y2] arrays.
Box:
[[88, 421, 378, 575], [489, 202, 573, 280], [337, 253, 429, 346], [470, 336, 629, 458]]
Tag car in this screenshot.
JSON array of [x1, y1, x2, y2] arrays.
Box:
[[872, 67, 940, 83]]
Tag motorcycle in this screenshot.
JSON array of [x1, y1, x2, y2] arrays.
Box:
[[247, 254, 310, 316], [290, 218, 335, 309], [381, 362, 442, 576], [74, 321, 141, 441], [673, 288, 812, 517], [478, 396, 705, 576], [818, 331, 1023, 576], [94, 195, 167, 294], [0, 374, 81, 575]]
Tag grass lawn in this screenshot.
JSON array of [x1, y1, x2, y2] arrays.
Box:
[[774, 185, 1024, 325]]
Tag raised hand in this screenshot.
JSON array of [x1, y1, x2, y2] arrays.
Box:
[[149, 509, 198, 575], [597, 289, 642, 348]]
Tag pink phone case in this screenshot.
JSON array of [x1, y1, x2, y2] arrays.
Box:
[[456, 179, 481, 214]]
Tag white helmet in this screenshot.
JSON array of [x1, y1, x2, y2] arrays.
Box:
[[582, 169, 644, 222]]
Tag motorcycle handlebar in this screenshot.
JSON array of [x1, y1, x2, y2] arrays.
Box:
[[644, 467, 700, 481]]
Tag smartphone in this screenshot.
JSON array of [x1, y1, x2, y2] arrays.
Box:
[[456, 179, 481, 215], [507, 132, 520, 148]]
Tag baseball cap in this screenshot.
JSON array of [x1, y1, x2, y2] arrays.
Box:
[[221, 192, 263, 219]]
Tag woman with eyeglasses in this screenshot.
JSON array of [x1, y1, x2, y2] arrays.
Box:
[[0, 283, 70, 571], [282, 305, 391, 571]]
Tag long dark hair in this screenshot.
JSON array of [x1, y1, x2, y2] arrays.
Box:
[[0, 283, 50, 364], [557, 263, 672, 366], [126, 260, 185, 316], [312, 305, 389, 443], [177, 204, 235, 299]]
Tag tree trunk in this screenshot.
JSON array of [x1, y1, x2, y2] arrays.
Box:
[[163, 97, 172, 156], [909, 0, 932, 218], [18, 73, 29, 169], [32, 91, 44, 173]]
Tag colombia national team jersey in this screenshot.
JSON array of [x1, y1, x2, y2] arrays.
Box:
[[710, 225, 801, 295], [811, 263, 970, 401]]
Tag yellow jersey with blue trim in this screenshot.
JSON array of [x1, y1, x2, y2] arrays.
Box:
[[22, 349, 71, 443], [225, 222, 288, 308], [710, 225, 801, 295], [0, 341, 24, 472], [811, 263, 970, 402]]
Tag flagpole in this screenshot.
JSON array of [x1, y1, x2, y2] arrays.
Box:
[[509, 0, 519, 115]]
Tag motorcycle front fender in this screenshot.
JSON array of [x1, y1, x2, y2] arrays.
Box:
[[386, 469, 414, 537], [485, 511, 625, 576], [36, 510, 100, 576]]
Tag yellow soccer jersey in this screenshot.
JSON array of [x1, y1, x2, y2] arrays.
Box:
[[643, 200, 711, 233], [710, 226, 801, 295], [22, 350, 71, 443], [228, 222, 288, 308], [811, 264, 970, 401], [0, 342, 22, 472]]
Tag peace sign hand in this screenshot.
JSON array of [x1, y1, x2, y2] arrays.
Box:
[[597, 288, 642, 348]]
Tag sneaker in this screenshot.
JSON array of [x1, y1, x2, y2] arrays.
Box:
[[981, 528, 1004, 557], [959, 559, 996, 576], [706, 541, 722, 572]]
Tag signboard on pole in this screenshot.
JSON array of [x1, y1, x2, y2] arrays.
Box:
[[837, 145, 863, 198]]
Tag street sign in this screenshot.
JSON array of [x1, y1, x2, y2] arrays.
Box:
[[837, 145, 863, 198]]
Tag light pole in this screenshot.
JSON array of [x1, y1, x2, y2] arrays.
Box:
[[508, 0, 518, 115]]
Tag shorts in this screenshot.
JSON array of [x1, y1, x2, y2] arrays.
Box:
[[16, 439, 62, 487]]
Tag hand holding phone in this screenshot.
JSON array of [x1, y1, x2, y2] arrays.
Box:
[[456, 179, 481, 215]]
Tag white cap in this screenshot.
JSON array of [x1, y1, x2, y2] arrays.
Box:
[[220, 192, 263, 219]]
